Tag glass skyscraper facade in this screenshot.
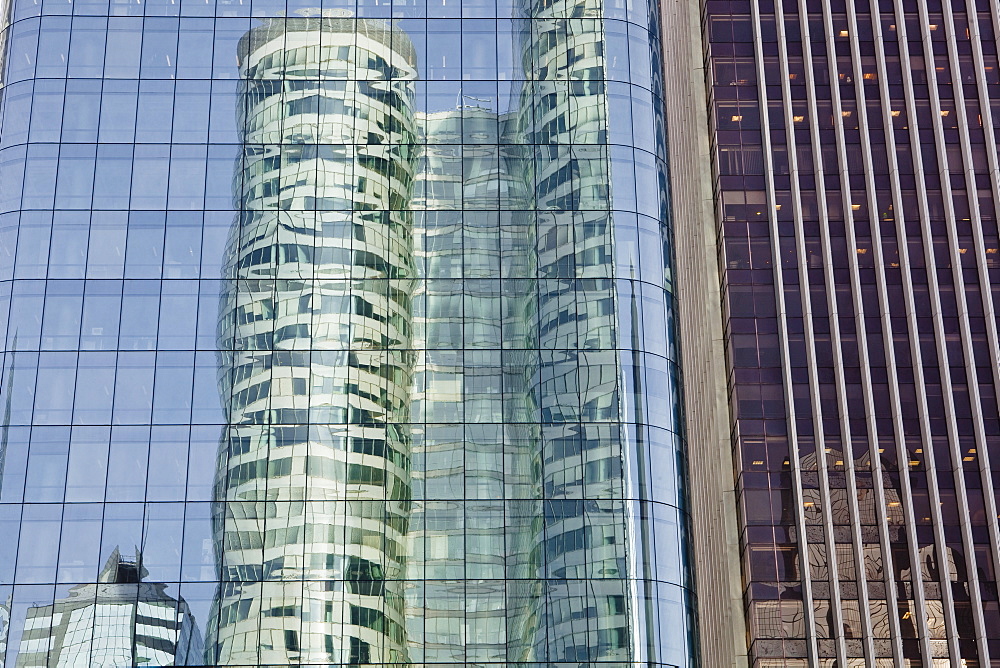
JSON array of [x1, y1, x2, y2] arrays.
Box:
[[0, 0, 693, 666]]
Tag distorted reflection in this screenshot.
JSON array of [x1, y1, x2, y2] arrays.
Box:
[[0, 0, 691, 665], [13, 549, 201, 667]]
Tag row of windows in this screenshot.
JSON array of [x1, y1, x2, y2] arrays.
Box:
[[2, 16, 659, 86], [0, 214, 671, 278], [0, 83, 664, 149], [0, 503, 688, 576], [0, 154, 667, 217], [0, 366, 680, 429], [5, 0, 655, 21]]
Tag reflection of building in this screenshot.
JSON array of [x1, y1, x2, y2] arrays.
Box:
[[211, 16, 418, 665], [515, 1, 646, 662], [209, 6, 694, 660], [15, 549, 201, 667], [407, 106, 538, 662], [0, 1, 699, 667]]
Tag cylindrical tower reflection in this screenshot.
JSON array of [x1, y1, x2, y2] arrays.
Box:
[[515, 1, 631, 660], [211, 15, 418, 665], [514, 0, 690, 662]]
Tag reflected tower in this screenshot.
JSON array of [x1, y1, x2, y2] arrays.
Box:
[[406, 106, 539, 662], [515, 1, 626, 663], [212, 15, 418, 664], [15, 549, 202, 667], [514, 0, 686, 662]]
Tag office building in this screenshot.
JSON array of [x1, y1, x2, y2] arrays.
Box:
[[665, 0, 1000, 665], [10, 0, 991, 663], [0, 0, 693, 666], [14, 548, 202, 666]]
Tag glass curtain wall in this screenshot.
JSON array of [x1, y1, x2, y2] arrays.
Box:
[[0, 0, 694, 664]]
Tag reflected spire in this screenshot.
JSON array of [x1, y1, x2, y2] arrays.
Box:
[[0, 333, 16, 500]]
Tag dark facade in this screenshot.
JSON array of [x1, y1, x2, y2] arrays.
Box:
[[683, 0, 1000, 665]]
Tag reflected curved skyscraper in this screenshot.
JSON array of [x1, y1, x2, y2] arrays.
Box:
[[512, 0, 688, 663], [212, 15, 418, 665]]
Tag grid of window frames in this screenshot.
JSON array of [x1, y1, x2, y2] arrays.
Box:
[[707, 0, 1000, 665], [0, 0, 694, 664]]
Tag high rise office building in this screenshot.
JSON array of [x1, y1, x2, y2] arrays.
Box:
[[0, 0, 693, 667], [665, 0, 1000, 665], [14, 548, 202, 667]]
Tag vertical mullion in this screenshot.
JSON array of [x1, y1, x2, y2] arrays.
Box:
[[913, 0, 993, 661], [768, 0, 848, 661], [892, 0, 968, 658], [935, 0, 1000, 664], [747, 0, 819, 661], [837, 1, 920, 663], [862, 0, 937, 658], [794, 3, 876, 661], [962, 0, 1000, 639]]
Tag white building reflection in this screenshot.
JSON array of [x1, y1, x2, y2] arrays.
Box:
[[14, 549, 201, 667], [211, 15, 419, 664]]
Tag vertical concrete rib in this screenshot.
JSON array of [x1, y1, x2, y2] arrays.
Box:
[[770, 1, 853, 662], [659, 0, 748, 662], [796, 8, 876, 664], [795, 0, 885, 660], [837, 1, 910, 662], [860, 0, 940, 659], [925, 0, 1000, 663], [891, 0, 971, 659]]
